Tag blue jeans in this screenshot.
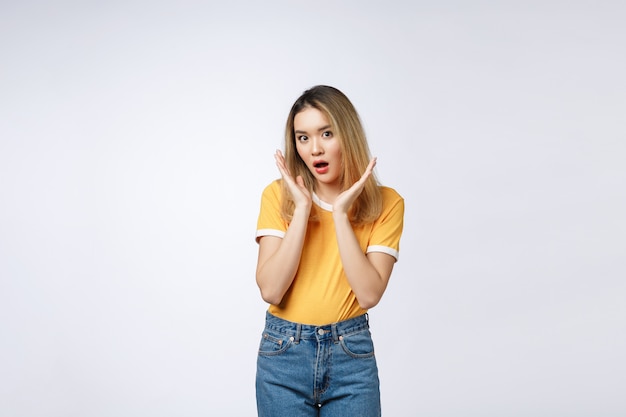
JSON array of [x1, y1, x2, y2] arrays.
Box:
[[256, 312, 381, 417]]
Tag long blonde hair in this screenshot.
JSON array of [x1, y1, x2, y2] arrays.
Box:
[[280, 85, 382, 225]]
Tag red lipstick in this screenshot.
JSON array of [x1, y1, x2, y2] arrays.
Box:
[[313, 160, 329, 174]]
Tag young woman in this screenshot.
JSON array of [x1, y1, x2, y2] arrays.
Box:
[[255, 85, 404, 417]]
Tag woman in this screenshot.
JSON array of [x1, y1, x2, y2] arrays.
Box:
[[255, 85, 404, 417]]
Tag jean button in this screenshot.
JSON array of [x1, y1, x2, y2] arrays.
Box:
[[318, 329, 325, 335]]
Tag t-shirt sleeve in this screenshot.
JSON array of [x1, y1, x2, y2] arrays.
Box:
[[366, 188, 404, 261], [256, 180, 288, 242]]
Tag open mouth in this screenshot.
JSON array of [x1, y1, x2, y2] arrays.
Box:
[[313, 161, 330, 174]]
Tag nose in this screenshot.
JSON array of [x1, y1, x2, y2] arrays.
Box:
[[311, 137, 323, 155]]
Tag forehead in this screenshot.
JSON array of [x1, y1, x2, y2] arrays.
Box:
[[293, 107, 331, 131]]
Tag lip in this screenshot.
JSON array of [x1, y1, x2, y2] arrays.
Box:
[[313, 159, 329, 174]]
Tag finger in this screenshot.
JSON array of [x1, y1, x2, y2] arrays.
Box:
[[274, 155, 287, 176], [356, 157, 377, 185], [274, 150, 285, 166], [274, 151, 292, 179], [365, 157, 377, 175], [369, 157, 377, 171]]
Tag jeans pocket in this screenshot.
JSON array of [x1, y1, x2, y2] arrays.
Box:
[[258, 331, 294, 356], [339, 329, 375, 358]]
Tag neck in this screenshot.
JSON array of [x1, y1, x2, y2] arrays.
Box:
[[314, 182, 341, 205]]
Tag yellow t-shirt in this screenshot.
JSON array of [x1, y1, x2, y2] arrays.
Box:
[[256, 180, 404, 325]]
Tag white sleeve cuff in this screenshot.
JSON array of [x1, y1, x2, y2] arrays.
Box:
[[256, 229, 286, 242], [366, 245, 399, 261]]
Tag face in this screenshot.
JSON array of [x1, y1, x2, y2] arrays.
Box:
[[293, 107, 343, 192]]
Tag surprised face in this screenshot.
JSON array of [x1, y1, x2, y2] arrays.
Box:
[[294, 107, 343, 195]]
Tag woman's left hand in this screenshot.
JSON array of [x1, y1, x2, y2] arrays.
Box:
[[333, 157, 377, 216]]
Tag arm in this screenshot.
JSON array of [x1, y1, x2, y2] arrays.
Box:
[[255, 151, 312, 305], [256, 205, 309, 305], [332, 158, 396, 309], [333, 212, 396, 309]]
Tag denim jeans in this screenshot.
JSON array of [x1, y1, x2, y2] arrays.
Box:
[[256, 312, 381, 417]]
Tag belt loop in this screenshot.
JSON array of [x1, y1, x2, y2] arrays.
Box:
[[295, 323, 301, 344], [365, 312, 369, 325], [331, 323, 339, 343]]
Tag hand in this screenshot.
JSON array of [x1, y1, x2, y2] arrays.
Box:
[[333, 157, 377, 216], [274, 150, 312, 210]]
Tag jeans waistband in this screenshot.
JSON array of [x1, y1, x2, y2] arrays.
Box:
[[264, 311, 369, 343]]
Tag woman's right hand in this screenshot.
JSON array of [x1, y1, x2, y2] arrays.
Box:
[[274, 150, 312, 211]]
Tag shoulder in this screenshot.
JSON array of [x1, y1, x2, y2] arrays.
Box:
[[376, 186, 404, 222], [379, 186, 404, 205], [262, 179, 283, 196]]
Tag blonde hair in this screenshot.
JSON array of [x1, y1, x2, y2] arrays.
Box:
[[280, 85, 382, 225]]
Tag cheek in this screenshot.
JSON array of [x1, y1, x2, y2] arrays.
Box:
[[295, 144, 307, 161], [330, 142, 342, 160]]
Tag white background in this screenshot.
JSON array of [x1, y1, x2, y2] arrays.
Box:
[[1, 1, 625, 416]]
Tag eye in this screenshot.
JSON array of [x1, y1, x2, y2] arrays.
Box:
[[322, 131, 333, 138], [297, 135, 308, 142]]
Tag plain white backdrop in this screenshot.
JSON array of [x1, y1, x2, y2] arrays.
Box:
[[1, 1, 625, 416]]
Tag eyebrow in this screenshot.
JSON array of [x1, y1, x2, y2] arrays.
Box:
[[294, 125, 332, 134]]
